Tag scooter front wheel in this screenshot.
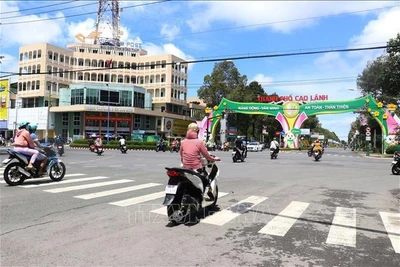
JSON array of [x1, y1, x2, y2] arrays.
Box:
[[49, 162, 66, 181]]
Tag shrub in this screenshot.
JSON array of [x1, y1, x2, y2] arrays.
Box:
[[386, 144, 397, 154]]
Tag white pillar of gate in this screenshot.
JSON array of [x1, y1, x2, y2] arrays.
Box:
[[220, 112, 227, 144]]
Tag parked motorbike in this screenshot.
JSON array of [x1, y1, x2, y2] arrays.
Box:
[[156, 141, 166, 152], [391, 151, 400, 175], [2, 147, 66, 186], [120, 144, 127, 154], [163, 157, 220, 225], [270, 148, 279, 159], [232, 147, 245, 162], [57, 143, 64, 156]]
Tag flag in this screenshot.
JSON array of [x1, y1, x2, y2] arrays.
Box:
[[105, 59, 113, 68]]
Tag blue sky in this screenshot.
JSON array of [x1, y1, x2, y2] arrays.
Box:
[[1, 0, 399, 140]]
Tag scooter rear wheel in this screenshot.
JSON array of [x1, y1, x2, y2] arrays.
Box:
[[392, 165, 400, 175], [3, 162, 26, 186]]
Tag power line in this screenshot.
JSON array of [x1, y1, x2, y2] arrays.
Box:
[[0, 44, 396, 78], [0, 0, 79, 15], [1, 2, 97, 20], [0, 0, 171, 26]]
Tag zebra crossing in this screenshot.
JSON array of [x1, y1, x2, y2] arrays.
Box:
[[1, 169, 399, 254]]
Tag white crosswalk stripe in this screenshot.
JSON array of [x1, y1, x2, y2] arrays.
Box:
[[20, 176, 110, 188], [74, 183, 162, 200], [201, 195, 268, 226], [44, 179, 134, 193], [380, 212, 400, 253], [150, 192, 230, 216], [326, 207, 357, 247], [109, 191, 165, 207], [258, 201, 309, 236]]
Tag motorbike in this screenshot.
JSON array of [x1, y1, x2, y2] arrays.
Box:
[[2, 147, 66, 186], [170, 144, 180, 153], [93, 145, 104, 156], [270, 148, 279, 159], [311, 150, 323, 161], [391, 151, 400, 175], [232, 147, 245, 162], [163, 157, 220, 225], [120, 144, 127, 154], [156, 141, 166, 152], [0, 139, 6, 147], [57, 143, 64, 156]]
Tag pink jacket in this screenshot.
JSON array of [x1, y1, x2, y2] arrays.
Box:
[[180, 130, 215, 169], [13, 129, 36, 148]]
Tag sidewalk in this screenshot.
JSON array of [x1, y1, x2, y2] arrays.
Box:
[[357, 151, 393, 159]]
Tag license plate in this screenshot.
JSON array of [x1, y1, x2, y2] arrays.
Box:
[[165, 185, 178, 194], [2, 158, 11, 165]]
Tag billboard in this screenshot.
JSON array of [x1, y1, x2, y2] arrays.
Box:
[[0, 78, 10, 120]]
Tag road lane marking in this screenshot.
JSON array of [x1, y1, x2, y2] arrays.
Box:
[[258, 201, 310, 236], [74, 183, 162, 200], [44, 179, 133, 193], [109, 191, 165, 207], [20, 176, 110, 188], [326, 207, 356, 247], [150, 192, 230, 216], [201, 195, 268, 226], [380, 212, 400, 253], [64, 173, 85, 177]]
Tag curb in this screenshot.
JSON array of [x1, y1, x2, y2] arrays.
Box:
[[357, 152, 392, 160]]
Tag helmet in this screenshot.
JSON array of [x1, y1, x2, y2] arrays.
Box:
[[18, 121, 30, 129], [315, 139, 320, 143], [28, 124, 37, 131], [187, 122, 199, 132]]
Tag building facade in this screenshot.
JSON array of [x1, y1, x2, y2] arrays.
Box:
[[5, 42, 203, 140]]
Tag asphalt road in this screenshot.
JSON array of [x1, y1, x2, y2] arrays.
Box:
[[1, 147, 399, 267]]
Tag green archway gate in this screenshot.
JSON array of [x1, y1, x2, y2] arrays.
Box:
[[207, 94, 392, 152]]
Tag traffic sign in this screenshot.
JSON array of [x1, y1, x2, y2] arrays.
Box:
[[366, 136, 371, 141], [366, 127, 371, 132], [366, 131, 371, 136]]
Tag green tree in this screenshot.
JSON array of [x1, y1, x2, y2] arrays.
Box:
[[357, 34, 400, 102], [197, 60, 248, 107]]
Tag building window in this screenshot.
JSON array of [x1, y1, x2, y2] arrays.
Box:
[[62, 129, 68, 139], [79, 48, 84, 53], [119, 52, 123, 56], [74, 112, 80, 126], [93, 50, 98, 54], [157, 119, 161, 126], [133, 92, 145, 108], [73, 129, 80, 135], [62, 112, 68, 126], [134, 115, 141, 129], [145, 116, 151, 129], [71, 89, 84, 105]]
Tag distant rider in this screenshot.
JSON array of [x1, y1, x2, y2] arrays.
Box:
[[312, 139, 323, 154], [94, 135, 103, 151], [119, 136, 126, 148], [235, 136, 246, 159], [270, 137, 280, 154]]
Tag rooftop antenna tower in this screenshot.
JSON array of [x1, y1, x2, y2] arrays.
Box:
[[94, 0, 122, 46]]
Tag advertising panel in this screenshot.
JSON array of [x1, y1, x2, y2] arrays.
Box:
[[0, 78, 10, 120], [172, 119, 190, 136]]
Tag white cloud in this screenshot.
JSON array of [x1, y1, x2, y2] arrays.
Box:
[[160, 24, 181, 41], [186, 1, 398, 34], [251, 74, 273, 86]]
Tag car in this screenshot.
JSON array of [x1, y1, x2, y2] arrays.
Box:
[[247, 141, 263, 152]]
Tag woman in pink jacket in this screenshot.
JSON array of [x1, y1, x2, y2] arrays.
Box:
[[13, 121, 39, 170], [180, 123, 220, 170]]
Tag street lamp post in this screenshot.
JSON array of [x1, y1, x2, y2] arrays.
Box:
[[106, 84, 110, 144], [45, 83, 54, 143]]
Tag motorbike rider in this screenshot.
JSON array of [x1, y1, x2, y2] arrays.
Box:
[[180, 123, 220, 199], [118, 135, 126, 148], [171, 138, 179, 150], [235, 136, 246, 159], [55, 134, 65, 152], [28, 124, 48, 176], [12, 121, 39, 170], [270, 137, 280, 154], [94, 135, 103, 151], [311, 139, 323, 154]]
